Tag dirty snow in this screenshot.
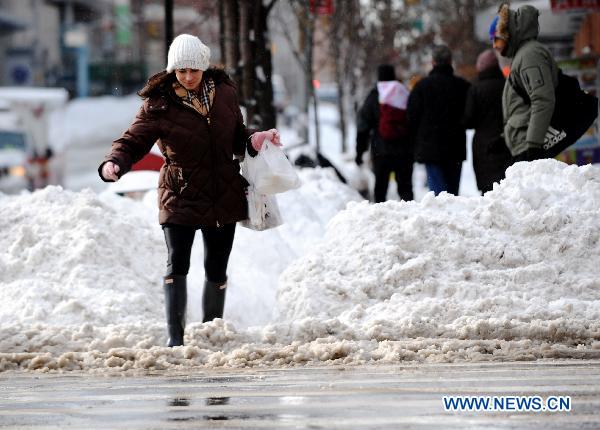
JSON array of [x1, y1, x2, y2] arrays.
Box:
[[1, 159, 600, 372]]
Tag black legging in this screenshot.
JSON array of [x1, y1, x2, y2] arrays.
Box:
[[162, 223, 236, 283], [373, 156, 414, 203]]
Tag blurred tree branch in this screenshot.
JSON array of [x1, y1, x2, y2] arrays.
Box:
[[429, 0, 497, 70], [219, 0, 278, 129]]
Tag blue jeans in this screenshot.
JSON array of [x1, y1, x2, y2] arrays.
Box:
[[425, 162, 462, 196]]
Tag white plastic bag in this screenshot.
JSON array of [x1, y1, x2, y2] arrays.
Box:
[[240, 187, 283, 231], [240, 152, 283, 231], [245, 140, 301, 194]]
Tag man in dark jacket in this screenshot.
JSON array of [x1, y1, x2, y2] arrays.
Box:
[[407, 45, 470, 195], [463, 49, 513, 194], [355, 64, 414, 202]]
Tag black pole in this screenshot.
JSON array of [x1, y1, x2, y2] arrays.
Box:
[[165, 0, 174, 60]]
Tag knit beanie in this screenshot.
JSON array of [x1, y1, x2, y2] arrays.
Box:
[[476, 49, 498, 72], [488, 15, 499, 41], [166, 34, 210, 73], [377, 64, 396, 82]]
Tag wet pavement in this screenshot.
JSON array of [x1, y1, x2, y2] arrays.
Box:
[[0, 360, 599, 429]]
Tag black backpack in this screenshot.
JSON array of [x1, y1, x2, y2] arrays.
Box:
[[509, 69, 598, 158]]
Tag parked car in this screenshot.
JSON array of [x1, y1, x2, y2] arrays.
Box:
[[315, 82, 339, 104], [0, 87, 68, 192], [0, 104, 29, 193], [0, 129, 29, 193]]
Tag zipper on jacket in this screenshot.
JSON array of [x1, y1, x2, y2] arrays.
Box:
[[207, 113, 218, 226], [206, 113, 219, 227]]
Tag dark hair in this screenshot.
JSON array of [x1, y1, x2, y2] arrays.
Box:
[[137, 67, 235, 99], [377, 64, 396, 81], [432, 45, 452, 65], [137, 71, 174, 99]]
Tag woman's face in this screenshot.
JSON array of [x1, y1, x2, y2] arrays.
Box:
[[175, 68, 203, 91]]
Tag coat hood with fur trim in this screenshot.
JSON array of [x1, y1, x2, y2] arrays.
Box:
[[497, 3, 540, 59]]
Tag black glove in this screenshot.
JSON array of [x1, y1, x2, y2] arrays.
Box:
[[355, 153, 363, 166], [525, 145, 545, 162]]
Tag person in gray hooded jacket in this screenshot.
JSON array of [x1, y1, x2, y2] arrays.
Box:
[[490, 2, 559, 162]]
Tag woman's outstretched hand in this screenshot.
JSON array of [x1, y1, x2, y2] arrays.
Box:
[[251, 129, 281, 152], [101, 161, 120, 182]]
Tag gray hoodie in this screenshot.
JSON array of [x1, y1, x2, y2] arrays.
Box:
[[500, 4, 559, 156]]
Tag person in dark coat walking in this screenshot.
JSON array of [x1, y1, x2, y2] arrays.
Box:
[[355, 64, 414, 202], [463, 49, 513, 194], [98, 34, 281, 347], [407, 45, 470, 196]]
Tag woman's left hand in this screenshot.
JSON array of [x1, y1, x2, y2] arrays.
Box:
[[251, 128, 281, 152]]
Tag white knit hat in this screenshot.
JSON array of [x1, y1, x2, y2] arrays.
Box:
[[166, 34, 211, 73]]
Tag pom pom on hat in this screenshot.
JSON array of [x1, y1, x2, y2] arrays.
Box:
[[166, 34, 210, 73]]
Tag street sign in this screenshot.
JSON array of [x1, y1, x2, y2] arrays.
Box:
[[551, 0, 600, 11], [310, 0, 333, 15], [115, 0, 132, 46]]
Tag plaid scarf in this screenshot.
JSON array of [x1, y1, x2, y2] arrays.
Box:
[[173, 78, 215, 116]]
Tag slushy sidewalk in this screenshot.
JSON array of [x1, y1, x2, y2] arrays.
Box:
[[1, 360, 598, 429]]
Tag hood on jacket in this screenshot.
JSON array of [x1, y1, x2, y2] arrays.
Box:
[[377, 81, 409, 109], [497, 3, 540, 58]]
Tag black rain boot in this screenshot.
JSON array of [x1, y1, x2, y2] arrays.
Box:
[[202, 279, 227, 322], [164, 275, 187, 347]]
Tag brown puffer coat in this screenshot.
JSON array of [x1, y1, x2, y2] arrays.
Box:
[[99, 69, 254, 227]]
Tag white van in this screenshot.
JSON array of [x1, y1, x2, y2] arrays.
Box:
[[0, 87, 68, 192], [0, 103, 29, 193]]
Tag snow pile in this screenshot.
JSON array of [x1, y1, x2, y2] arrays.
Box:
[[0, 187, 165, 327], [0, 168, 365, 371], [1, 160, 600, 373], [278, 159, 600, 344]]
